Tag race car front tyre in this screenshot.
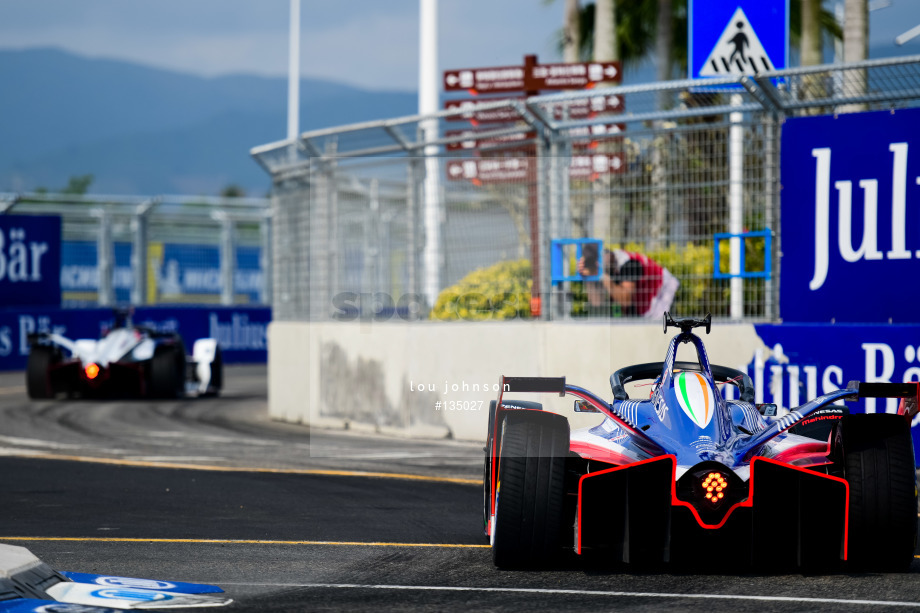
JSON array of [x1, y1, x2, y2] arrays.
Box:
[[491, 410, 569, 568], [150, 343, 186, 398], [482, 400, 497, 540], [26, 345, 57, 399], [483, 400, 546, 541], [840, 413, 918, 571]]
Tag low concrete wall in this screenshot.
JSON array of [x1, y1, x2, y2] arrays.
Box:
[[268, 321, 767, 442]]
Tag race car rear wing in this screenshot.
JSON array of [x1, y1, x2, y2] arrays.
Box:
[[496, 375, 664, 452], [847, 381, 920, 417], [740, 380, 920, 457], [501, 376, 567, 396]]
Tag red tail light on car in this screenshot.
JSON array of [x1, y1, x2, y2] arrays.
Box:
[[84, 363, 100, 379], [702, 472, 728, 505]]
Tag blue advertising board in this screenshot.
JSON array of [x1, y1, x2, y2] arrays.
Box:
[[0, 305, 270, 370], [689, 0, 788, 79], [0, 214, 61, 307], [780, 107, 920, 323], [61, 241, 264, 304], [720, 323, 920, 464]]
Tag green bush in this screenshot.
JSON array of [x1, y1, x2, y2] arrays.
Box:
[[430, 259, 532, 321]]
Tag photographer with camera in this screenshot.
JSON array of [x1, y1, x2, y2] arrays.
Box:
[[577, 246, 679, 319]]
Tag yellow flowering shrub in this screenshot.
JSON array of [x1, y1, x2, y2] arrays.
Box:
[[430, 259, 532, 321]]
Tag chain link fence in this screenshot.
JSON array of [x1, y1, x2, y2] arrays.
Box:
[[0, 192, 271, 306], [252, 55, 920, 323]]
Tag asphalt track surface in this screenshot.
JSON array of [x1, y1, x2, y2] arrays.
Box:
[[2, 366, 920, 612]]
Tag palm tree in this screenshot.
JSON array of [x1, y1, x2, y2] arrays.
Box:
[[843, 0, 868, 109], [843, 0, 868, 64], [563, 0, 581, 62], [593, 0, 617, 64]]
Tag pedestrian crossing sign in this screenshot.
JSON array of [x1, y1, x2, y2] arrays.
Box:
[[689, 0, 788, 81]]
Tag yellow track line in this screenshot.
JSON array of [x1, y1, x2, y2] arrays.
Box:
[[11, 452, 481, 485], [3, 536, 913, 557], [0, 537, 489, 548]]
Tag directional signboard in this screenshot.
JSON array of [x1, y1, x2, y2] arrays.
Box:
[[447, 153, 624, 184], [542, 94, 624, 119], [444, 130, 536, 151], [568, 153, 624, 177], [444, 56, 622, 94], [444, 98, 525, 124], [447, 158, 530, 183], [445, 124, 624, 152], [529, 61, 621, 90], [567, 123, 626, 148], [443, 66, 527, 93], [446, 94, 624, 125], [689, 0, 788, 79]]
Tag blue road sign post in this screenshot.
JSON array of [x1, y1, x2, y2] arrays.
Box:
[[689, 0, 789, 80]]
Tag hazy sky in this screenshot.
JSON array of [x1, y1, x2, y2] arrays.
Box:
[[0, 0, 918, 91]]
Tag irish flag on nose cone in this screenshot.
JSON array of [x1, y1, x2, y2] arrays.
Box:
[[674, 372, 716, 429]]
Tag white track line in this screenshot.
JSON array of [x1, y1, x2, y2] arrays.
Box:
[[219, 582, 920, 608]]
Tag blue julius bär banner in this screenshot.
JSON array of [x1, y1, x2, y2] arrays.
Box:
[[742, 323, 920, 465], [0, 214, 61, 307], [780, 107, 920, 323], [0, 305, 270, 370]]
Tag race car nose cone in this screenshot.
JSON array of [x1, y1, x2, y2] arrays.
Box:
[[85, 363, 100, 379]]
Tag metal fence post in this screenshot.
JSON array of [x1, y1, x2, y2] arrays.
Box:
[[421, 123, 442, 309], [217, 212, 236, 306], [537, 133, 552, 322], [130, 198, 157, 306], [764, 112, 779, 322], [729, 94, 745, 320], [94, 207, 114, 307], [548, 132, 562, 320], [260, 211, 273, 306], [364, 179, 380, 309], [407, 157, 422, 304]]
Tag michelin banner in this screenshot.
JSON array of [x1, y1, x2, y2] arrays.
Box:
[[780, 107, 920, 323], [61, 241, 264, 304], [0, 306, 270, 370]]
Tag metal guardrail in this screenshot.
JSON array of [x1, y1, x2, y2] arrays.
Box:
[[1, 193, 272, 307], [251, 55, 920, 322]]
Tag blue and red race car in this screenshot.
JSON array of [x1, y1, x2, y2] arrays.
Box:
[[484, 314, 919, 570]]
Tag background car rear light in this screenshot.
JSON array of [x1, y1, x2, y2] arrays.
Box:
[[85, 363, 100, 379]]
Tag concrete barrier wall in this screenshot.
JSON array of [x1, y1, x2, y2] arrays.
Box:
[[269, 321, 768, 442]]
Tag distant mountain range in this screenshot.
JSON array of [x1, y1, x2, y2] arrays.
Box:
[[0, 48, 417, 195], [2, 45, 914, 196]]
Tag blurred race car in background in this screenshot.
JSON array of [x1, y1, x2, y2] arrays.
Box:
[[25, 309, 222, 399], [483, 313, 919, 571]]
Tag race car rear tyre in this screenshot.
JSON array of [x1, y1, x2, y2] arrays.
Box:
[[26, 345, 57, 399], [491, 410, 569, 568], [840, 413, 918, 571], [210, 346, 223, 395], [150, 342, 186, 398]]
